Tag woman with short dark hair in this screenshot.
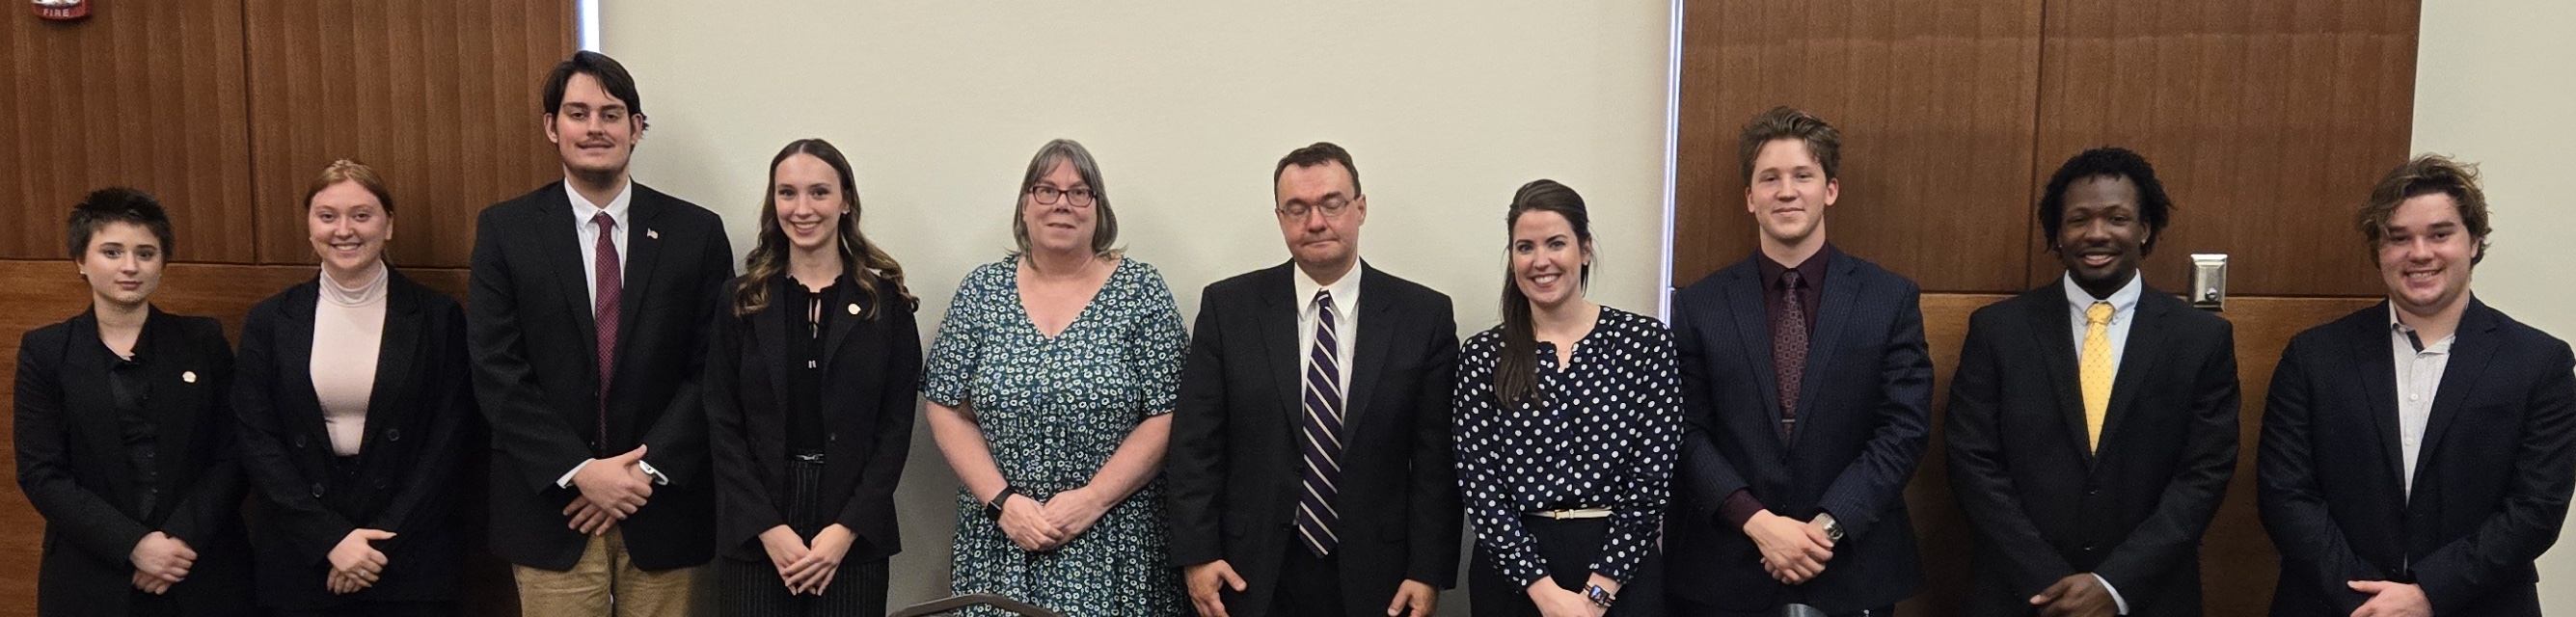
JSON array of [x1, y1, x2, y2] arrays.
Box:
[[15, 187, 256, 617]]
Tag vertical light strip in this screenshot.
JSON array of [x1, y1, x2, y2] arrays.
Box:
[[578, 0, 602, 51], [1657, 0, 1685, 322]]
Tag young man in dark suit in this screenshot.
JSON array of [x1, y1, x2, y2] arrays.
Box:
[[1667, 106, 1934, 616], [467, 50, 733, 617], [1944, 148, 2241, 617], [1167, 142, 1462, 617], [2258, 154, 2576, 617]]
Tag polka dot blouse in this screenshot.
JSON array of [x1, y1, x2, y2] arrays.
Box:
[[1452, 305, 1684, 586]]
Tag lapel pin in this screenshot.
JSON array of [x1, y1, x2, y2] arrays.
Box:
[[645, 228, 660, 240], [181, 371, 197, 384], [847, 303, 861, 315]]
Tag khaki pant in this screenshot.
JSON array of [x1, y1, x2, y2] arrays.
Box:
[[512, 528, 711, 617]]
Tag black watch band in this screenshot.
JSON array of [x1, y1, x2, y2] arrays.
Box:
[[983, 486, 1019, 521], [1584, 583, 1616, 608]]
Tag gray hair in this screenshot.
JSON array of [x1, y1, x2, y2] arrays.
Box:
[[1012, 138, 1120, 256]]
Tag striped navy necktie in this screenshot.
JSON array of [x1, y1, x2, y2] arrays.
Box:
[[1295, 290, 1345, 556]]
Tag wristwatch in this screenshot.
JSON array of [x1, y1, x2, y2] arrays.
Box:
[[983, 486, 1020, 521], [1583, 583, 1616, 608], [1817, 512, 1845, 543]]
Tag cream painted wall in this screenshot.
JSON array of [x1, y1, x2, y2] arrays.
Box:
[[601, 1, 1675, 608], [2411, 0, 2576, 611]]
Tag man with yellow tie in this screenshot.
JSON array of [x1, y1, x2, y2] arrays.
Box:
[[1944, 148, 2243, 617]]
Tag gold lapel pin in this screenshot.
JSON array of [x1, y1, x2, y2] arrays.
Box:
[[646, 228, 660, 240], [847, 303, 861, 315], [181, 371, 197, 384]]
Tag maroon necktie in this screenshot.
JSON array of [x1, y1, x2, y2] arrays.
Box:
[[1774, 270, 1807, 440], [591, 212, 621, 450]]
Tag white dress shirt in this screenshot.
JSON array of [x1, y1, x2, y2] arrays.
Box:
[[553, 178, 665, 487], [2064, 273, 2144, 614], [2390, 305, 2454, 500], [567, 179, 633, 309], [1293, 262, 1362, 401]]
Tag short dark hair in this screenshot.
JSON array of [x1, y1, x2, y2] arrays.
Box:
[[541, 50, 648, 131], [67, 187, 175, 259], [1273, 142, 1362, 197], [1737, 106, 1841, 182], [2038, 147, 2175, 255], [2359, 153, 2492, 265]]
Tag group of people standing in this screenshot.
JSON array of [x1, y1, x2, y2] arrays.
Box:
[[14, 48, 2573, 617]]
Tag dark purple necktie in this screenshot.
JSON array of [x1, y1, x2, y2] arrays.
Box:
[[1774, 270, 1807, 440], [591, 212, 621, 451]]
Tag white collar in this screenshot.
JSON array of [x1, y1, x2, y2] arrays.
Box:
[[2062, 272, 2143, 320], [1293, 261, 1364, 311], [564, 178, 634, 228]]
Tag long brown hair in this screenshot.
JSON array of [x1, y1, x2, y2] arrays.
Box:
[[730, 138, 915, 318], [1495, 179, 1593, 409]]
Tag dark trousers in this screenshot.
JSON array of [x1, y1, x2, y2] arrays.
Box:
[[1468, 517, 1666, 617], [1666, 595, 1895, 617], [272, 601, 454, 617], [1267, 547, 1351, 617], [717, 454, 889, 617]]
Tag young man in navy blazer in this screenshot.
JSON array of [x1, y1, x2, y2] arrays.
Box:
[[2258, 154, 2576, 617], [468, 50, 733, 616], [1667, 106, 1934, 616], [1946, 148, 2241, 617]]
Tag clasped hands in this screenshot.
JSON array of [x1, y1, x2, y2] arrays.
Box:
[[1744, 510, 1835, 584], [992, 485, 1112, 552], [562, 445, 655, 535]]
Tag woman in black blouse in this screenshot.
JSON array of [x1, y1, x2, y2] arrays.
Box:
[[1454, 179, 1681, 617], [14, 188, 255, 617], [706, 138, 921, 616]]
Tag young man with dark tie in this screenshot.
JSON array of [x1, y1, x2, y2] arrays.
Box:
[[468, 50, 734, 617], [1666, 106, 1934, 617]]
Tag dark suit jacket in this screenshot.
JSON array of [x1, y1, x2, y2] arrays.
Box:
[[1944, 284, 2240, 616], [2258, 298, 2576, 617], [14, 308, 254, 617], [706, 272, 920, 563], [233, 268, 475, 609], [1667, 250, 1934, 613], [468, 181, 733, 571], [1166, 261, 1463, 616]]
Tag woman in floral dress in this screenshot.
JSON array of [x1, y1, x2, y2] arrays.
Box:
[[922, 139, 1186, 616]]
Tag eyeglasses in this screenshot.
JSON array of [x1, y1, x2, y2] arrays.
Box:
[[1028, 185, 1097, 207], [1276, 196, 1357, 219]]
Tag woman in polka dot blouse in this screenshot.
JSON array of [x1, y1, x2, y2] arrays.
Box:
[[1453, 179, 1684, 616]]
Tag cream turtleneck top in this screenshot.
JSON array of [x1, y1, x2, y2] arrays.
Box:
[[311, 261, 388, 456]]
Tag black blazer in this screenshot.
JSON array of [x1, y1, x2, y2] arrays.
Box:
[[14, 308, 254, 617], [1944, 284, 2240, 616], [706, 273, 920, 562], [233, 268, 475, 609], [468, 181, 734, 571], [1166, 261, 1463, 616], [2258, 299, 2576, 617], [1667, 251, 1934, 613]]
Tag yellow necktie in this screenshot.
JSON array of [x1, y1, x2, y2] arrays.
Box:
[[2081, 301, 2114, 452]]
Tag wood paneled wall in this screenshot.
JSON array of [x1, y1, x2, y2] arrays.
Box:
[[1675, 0, 2047, 293], [245, 0, 571, 267], [1675, 0, 2419, 297], [1, 0, 257, 262], [4, 0, 572, 269], [3, 3, 570, 615]]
